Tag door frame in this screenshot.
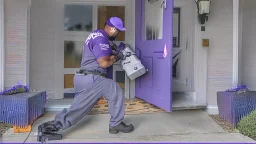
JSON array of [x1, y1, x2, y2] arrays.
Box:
[[131, 0, 207, 106], [0, 0, 4, 92], [172, 0, 194, 92], [192, 0, 207, 106], [55, 0, 133, 99]]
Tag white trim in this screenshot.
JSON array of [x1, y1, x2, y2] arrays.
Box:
[[206, 105, 219, 115], [46, 104, 218, 113], [193, 1, 208, 106], [172, 0, 195, 92], [238, 0, 243, 85], [125, 0, 135, 99], [26, 3, 31, 86], [28, 0, 31, 7], [46, 105, 71, 112], [232, 0, 239, 87], [0, 0, 4, 92], [55, 0, 64, 99]]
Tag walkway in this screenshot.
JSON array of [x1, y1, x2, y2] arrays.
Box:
[[1, 110, 254, 143]]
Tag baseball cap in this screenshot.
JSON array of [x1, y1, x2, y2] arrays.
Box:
[[106, 17, 126, 31]]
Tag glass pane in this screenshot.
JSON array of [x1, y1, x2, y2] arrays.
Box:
[[145, 0, 163, 40], [64, 4, 93, 32], [97, 6, 125, 41], [116, 71, 125, 92], [64, 41, 84, 68], [173, 8, 180, 47], [64, 74, 75, 88]]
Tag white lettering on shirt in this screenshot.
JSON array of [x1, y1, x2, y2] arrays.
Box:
[[99, 43, 110, 50], [85, 32, 104, 45]]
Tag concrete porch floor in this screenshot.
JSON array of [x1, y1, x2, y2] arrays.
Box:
[[1, 110, 254, 143]]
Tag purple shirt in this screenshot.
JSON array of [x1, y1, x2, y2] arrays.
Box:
[[81, 30, 112, 74]]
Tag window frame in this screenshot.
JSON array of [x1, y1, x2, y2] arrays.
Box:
[[55, 0, 129, 99]]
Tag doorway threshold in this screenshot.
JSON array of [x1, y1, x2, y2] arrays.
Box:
[[45, 92, 206, 114], [172, 92, 207, 110]]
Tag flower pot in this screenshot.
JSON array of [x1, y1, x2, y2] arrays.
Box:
[[0, 91, 47, 127], [217, 91, 256, 127]]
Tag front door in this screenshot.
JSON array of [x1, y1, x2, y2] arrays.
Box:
[[135, 0, 173, 112]]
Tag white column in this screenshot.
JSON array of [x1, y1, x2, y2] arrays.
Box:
[[233, 0, 239, 87], [0, 0, 4, 92]]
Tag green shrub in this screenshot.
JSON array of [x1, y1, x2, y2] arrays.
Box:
[[237, 110, 256, 138]]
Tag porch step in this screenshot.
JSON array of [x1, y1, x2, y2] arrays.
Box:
[[45, 98, 165, 115], [46, 92, 206, 114]]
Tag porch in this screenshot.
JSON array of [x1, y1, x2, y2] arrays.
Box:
[[1, 110, 254, 143], [1, 0, 256, 142], [0, 0, 207, 112]]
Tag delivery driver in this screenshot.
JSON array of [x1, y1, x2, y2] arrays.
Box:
[[38, 17, 134, 139]]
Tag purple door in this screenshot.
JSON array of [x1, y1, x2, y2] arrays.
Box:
[[135, 0, 173, 112]]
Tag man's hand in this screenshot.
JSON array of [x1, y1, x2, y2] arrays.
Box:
[[110, 55, 117, 61], [97, 55, 117, 68]]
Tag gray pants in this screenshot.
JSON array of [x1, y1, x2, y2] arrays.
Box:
[[54, 74, 125, 130]]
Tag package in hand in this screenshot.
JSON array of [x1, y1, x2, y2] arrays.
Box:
[[113, 42, 147, 80]]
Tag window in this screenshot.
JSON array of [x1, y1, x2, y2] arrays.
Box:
[[64, 41, 83, 68], [172, 7, 181, 78], [63, 4, 93, 69], [64, 4, 93, 32], [97, 6, 125, 41], [173, 8, 181, 48], [115, 71, 125, 92], [62, 4, 126, 91], [144, 0, 163, 40]]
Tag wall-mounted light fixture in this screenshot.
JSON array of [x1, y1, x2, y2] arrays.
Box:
[[147, 0, 166, 9], [195, 0, 211, 24], [148, 0, 159, 4]]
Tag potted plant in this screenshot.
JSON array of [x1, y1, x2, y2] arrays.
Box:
[[217, 84, 256, 127], [0, 83, 47, 130]]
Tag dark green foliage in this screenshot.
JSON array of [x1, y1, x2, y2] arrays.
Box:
[[237, 110, 256, 138]]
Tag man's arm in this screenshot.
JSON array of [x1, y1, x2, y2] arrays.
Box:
[[97, 55, 117, 68], [91, 38, 117, 68]]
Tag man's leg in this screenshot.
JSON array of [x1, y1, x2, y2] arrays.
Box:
[[37, 75, 133, 142], [53, 89, 101, 130], [100, 78, 134, 134], [37, 75, 102, 142], [53, 75, 102, 130]]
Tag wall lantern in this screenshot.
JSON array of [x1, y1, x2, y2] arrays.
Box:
[[195, 0, 211, 24], [148, 0, 159, 4]]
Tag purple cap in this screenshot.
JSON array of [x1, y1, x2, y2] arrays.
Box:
[[106, 17, 126, 31]]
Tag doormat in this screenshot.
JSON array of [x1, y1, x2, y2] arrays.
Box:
[[87, 98, 165, 115]]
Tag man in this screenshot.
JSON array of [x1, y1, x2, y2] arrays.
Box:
[[38, 17, 134, 137]]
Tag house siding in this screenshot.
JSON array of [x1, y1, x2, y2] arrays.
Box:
[[29, 0, 57, 98], [4, 0, 30, 88], [4, 0, 249, 108], [241, 0, 256, 89]]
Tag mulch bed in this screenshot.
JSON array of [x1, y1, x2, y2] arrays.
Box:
[[209, 114, 236, 133], [0, 122, 12, 136], [209, 114, 256, 141]]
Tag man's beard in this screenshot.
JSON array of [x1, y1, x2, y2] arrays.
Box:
[[109, 32, 120, 41], [109, 36, 116, 41]]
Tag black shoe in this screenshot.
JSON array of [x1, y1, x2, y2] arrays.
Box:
[[40, 120, 60, 133], [37, 121, 62, 142], [109, 122, 134, 134]]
